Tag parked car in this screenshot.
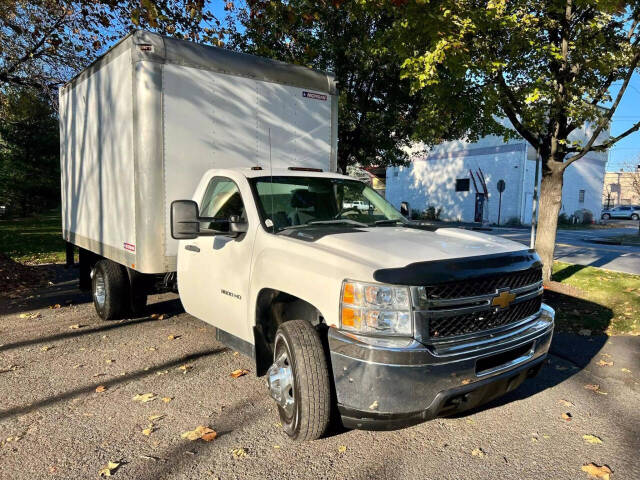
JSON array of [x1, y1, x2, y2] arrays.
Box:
[[59, 31, 554, 441], [344, 200, 371, 211], [601, 205, 640, 220]]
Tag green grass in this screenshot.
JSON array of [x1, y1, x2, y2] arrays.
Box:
[[0, 212, 66, 264], [550, 262, 640, 334]]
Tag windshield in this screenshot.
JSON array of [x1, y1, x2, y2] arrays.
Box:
[[251, 176, 406, 232]]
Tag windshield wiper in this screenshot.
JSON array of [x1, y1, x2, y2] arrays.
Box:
[[307, 219, 369, 227], [373, 219, 406, 226], [278, 219, 369, 231]]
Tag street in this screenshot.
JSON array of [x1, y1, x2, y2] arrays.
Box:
[[0, 269, 638, 480], [490, 223, 640, 275]]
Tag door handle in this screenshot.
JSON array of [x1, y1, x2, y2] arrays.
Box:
[[184, 244, 200, 252]]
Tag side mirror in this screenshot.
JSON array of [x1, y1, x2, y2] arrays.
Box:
[[171, 200, 200, 239], [229, 215, 249, 236]]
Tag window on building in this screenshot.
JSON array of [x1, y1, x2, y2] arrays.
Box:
[[455, 178, 470, 192], [579, 190, 585, 203]]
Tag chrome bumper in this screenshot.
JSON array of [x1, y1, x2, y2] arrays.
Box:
[[328, 304, 555, 430]]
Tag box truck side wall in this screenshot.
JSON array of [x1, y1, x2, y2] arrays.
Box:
[[60, 47, 137, 267], [162, 63, 333, 258]]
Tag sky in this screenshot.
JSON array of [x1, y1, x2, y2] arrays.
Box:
[[607, 73, 640, 172]]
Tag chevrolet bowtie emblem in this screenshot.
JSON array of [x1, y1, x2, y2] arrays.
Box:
[[492, 290, 516, 309]]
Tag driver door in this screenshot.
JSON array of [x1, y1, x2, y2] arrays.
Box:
[[177, 176, 253, 342]]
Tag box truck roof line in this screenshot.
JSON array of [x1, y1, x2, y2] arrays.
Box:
[[61, 30, 337, 96]]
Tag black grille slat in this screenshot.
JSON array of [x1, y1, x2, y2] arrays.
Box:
[[427, 267, 542, 300], [429, 296, 542, 338], [424, 267, 543, 339]]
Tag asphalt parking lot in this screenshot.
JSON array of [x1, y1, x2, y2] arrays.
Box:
[[1, 270, 639, 480]]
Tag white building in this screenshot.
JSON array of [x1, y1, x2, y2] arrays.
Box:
[[385, 125, 609, 225]]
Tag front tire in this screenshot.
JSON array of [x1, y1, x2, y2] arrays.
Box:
[[92, 260, 128, 320], [631, 213, 639, 220], [602, 213, 611, 220], [269, 320, 331, 441]]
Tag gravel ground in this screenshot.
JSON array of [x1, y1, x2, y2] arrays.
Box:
[[1, 269, 639, 480]]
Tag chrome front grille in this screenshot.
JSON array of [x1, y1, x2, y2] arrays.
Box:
[[414, 267, 543, 340]]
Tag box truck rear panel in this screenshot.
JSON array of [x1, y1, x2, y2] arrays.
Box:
[[60, 31, 337, 274]]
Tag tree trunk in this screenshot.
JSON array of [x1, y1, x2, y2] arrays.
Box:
[[535, 165, 564, 283]]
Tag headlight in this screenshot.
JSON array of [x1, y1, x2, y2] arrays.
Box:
[[339, 280, 412, 336]]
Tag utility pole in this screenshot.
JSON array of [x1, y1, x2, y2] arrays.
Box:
[[530, 147, 541, 249]]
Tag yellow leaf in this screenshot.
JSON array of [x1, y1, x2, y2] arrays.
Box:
[[461, 378, 471, 385], [558, 399, 575, 407], [132, 393, 157, 403], [167, 334, 180, 340], [621, 368, 631, 373], [106, 359, 115, 364], [596, 360, 613, 367], [581, 463, 612, 480], [178, 364, 193, 373], [584, 384, 600, 391], [69, 324, 82, 329], [49, 304, 61, 309], [583, 434, 603, 444], [148, 414, 164, 421], [41, 346, 53, 351], [561, 412, 573, 421], [98, 461, 120, 477], [142, 427, 154, 436], [471, 448, 486, 457], [230, 369, 249, 378], [338, 445, 347, 453], [161, 397, 172, 403], [231, 447, 246, 457], [181, 425, 217, 441], [95, 385, 107, 393]]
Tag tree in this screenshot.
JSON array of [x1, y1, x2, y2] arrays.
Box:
[[0, 88, 60, 216], [230, 0, 495, 172], [0, 1, 227, 99], [384, 0, 640, 281]]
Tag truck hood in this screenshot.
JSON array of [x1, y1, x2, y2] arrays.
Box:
[[281, 225, 527, 270]]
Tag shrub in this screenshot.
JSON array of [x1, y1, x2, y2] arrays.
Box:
[[558, 213, 571, 225]]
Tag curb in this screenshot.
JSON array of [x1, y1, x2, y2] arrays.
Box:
[[583, 237, 640, 247]]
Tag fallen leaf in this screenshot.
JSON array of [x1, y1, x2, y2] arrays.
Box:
[[561, 412, 573, 421], [559, 399, 575, 407], [161, 397, 172, 403], [148, 347, 157, 352], [273, 445, 280, 449], [369, 400, 379, 410], [98, 461, 120, 477], [461, 378, 472, 385], [156, 370, 168, 376], [95, 385, 107, 393], [231, 448, 246, 458], [230, 369, 249, 378], [148, 414, 164, 421], [583, 434, 603, 445], [41, 346, 53, 351], [49, 304, 61, 309], [181, 425, 217, 441], [600, 353, 612, 358], [69, 324, 83, 330], [167, 334, 180, 340], [471, 448, 486, 457], [597, 360, 613, 367], [132, 393, 157, 403], [142, 427, 154, 436], [178, 364, 193, 373], [19, 312, 40, 319], [581, 463, 612, 480], [157, 315, 164, 320], [233, 351, 239, 356], [338, 445, 347, 453], [584, 384, 600, 391], [621, 368, 631, 373], [106, 359, 115, 364]]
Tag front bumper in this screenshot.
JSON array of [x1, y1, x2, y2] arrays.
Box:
[[328, 303, 554, 430]]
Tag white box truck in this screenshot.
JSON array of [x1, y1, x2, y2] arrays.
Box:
[[60, 31, 554, 440]]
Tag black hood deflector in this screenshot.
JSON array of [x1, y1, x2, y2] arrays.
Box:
[[373, 250, 542, 286]]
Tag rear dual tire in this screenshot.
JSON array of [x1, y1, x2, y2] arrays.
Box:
[[92, 260, 147, 320]]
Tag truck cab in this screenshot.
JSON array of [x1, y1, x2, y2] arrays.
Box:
[[171, 167, 554, 440]]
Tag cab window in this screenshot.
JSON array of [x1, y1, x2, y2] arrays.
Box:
[[200, 177, 246, 231]]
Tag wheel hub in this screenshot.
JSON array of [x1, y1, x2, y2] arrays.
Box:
[[94, 269, 106, 308], [267, 352, 295, 417]]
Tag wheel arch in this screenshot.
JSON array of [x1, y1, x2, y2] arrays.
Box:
[[253, 288, 327, 376]]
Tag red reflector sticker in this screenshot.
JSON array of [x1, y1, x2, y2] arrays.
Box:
[[124, 243, 136, 252]]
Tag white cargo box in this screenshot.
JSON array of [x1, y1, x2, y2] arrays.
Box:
[[60, 31, 338, 273]]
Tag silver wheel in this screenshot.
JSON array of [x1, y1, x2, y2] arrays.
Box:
[[93, 269, 106, 309], [267, 351, 296, 419]]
